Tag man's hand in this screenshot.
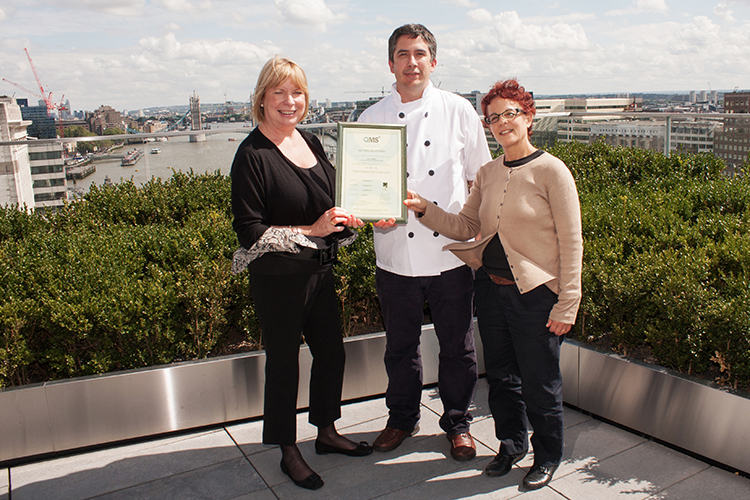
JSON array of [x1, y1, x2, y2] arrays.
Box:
[[373, 218, 397, 229]]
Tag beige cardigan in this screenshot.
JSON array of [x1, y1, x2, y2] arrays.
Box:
[[419, 151, 583, 324]]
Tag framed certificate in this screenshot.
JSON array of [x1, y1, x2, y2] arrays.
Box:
[[335, 122, 408, 223]]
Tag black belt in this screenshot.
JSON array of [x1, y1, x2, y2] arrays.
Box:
[[317, 240, 338, 265], [294, 240, 339, 265]]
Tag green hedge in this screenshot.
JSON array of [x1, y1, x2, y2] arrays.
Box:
[[1, 143, 749, 391], [554, 142, 750, 390]]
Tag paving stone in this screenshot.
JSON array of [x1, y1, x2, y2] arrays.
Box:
[[562, 405, 592, 428], [336, 395, 389, 429], [7, 388, 750, 500], [89, 457, 265, 499], [224, 419, 267, 457], [643, 465, 750, 499], [1, 468, 8, 500], [554, 416, 649, 479], [228, 398, 388, 460], [551, 440, 710, 500], [270, 433, 493, 500], [228, 490, 279, 500], [376, 463, 571, 500], [10, 430, 242, 500]]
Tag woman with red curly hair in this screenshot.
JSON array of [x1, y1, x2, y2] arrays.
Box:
[[404, 79, 582, 490]]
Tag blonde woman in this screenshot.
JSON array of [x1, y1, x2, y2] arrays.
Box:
[[230, 56, 369, 491]]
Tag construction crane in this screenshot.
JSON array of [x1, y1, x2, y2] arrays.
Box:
[[344, 86, 391, 97], [1, 48, 66, 116]]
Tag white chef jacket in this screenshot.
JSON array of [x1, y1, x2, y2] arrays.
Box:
[[358, 81, 491, 277]]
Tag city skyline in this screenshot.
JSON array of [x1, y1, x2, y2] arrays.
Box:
[[1, 0, 749, 112]]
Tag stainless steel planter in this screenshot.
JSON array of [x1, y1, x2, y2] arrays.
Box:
[[1, 326, 748, 475]]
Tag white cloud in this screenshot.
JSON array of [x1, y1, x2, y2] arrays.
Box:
[[637, 0, 668, 12], [230, 11, 246, 24], [275, 0, 346, 33], [714, 2, 735, 22], [467, 8, 493, 25], [57, 0, 147, 17], [137, 33, 277, 65], [481, 11, 589, 52], [0, 9, 6, 21], [441, 0, 478, 7], [606, 0, 668, 17], [156, 0, 212, 13], [164, 22, 181, 31], [44, 34, 284, 109]]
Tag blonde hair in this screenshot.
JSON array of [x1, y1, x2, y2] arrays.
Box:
[[252, 56, 309, 124]]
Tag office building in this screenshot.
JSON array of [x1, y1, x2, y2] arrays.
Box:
[[591, 119, 717, 154], [555, 97, 643, 145], [0, 97, 35, 209], [17, 99, 57, 139], [89, 105, 124, 135], [28, 141, 68, 212], [714, 90, 750, 170]]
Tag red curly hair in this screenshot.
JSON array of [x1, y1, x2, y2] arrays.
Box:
[[481, 79, 536, 137]]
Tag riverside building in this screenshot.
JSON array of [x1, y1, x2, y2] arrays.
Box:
[[28, 141, 68, 212], [0, 96, 35, 209]]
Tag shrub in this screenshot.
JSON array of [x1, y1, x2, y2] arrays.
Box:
[[1, 144, 749, 391]]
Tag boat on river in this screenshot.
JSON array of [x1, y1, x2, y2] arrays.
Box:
[[121, 149, 144, 166], [151, 148, 161, 154]]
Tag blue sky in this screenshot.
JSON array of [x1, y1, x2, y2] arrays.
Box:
[[1, 0, 749, 112]]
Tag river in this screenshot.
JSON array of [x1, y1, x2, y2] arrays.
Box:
[[67, 123, 250, 193]]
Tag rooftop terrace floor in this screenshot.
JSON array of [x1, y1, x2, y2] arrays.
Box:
[[3, 378, 749, 499]]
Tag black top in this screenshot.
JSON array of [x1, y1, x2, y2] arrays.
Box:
[[230, 127, 351, 274], [482, 149, 546, 279]]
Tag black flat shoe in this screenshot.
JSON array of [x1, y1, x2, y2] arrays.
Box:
[[485, 450, 527, 477], [315, 439, 373, 456], [280, 459, 324, 490], [522, 464, 558, 490]]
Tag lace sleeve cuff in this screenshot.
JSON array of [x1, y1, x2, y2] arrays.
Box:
[[231, 227, 357, 275]]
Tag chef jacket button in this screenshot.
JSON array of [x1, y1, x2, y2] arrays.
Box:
[[408, 232, 415, 238], [433, 200, 438, 205], [428, 170, 435, 176], [433, 231, 440, 237], [399, 112, 405, 118], [425, 112, 429, 117], [424, 140, 430, 147], [406, 172, 410, 177]]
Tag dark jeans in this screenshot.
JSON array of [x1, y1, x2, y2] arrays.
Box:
[[250, 269, 346, 445], [376, 266, 478, 435], [474, 268, 564, 467]]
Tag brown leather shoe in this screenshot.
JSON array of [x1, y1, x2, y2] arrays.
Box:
[[373, 426, 417, 452], [447, 432, 476, 461]]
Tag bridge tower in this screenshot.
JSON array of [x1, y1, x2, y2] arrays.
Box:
[[189, 91, 205, 142]]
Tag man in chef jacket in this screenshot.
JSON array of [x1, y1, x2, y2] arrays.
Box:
[[358, 23, 491, 460]]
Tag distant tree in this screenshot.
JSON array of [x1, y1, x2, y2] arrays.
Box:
[[63, 125, 97, 155]]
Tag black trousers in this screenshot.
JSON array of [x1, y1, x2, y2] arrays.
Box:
[[375, 266, 478, 435], [250, 268, 346, 445], [474, 268, 564, 467]]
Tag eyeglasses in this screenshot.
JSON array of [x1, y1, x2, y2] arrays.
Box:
[[484, 109, 524, 125]]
